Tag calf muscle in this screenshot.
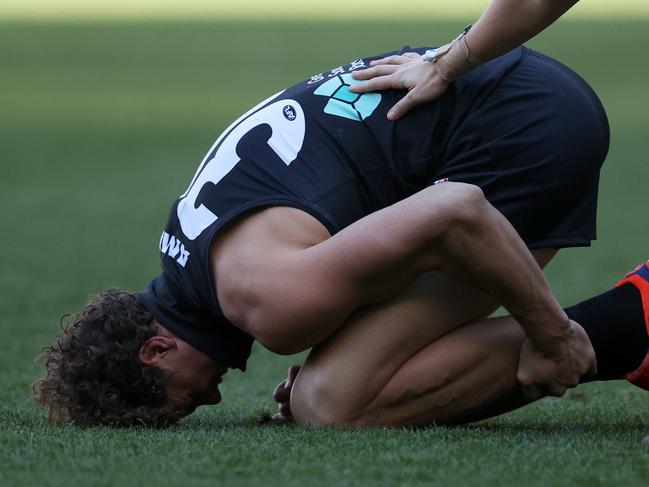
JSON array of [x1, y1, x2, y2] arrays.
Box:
[[291, 249, 556, 427], [290, 272, 501, 426], [366, 316, 529, 426]]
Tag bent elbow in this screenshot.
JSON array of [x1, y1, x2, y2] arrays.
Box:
[[233, 276, 342, 356], [244, 308, 310, 356], [259, 337, 304, 356]]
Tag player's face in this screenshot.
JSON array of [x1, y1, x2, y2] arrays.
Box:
[[162, 342, 229, 417]]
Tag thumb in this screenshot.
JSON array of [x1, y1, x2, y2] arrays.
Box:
[[286, 365, 301, 388], [273, 379, 289, 402], [520, 382, 544, 401]]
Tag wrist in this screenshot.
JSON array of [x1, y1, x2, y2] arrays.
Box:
[[523, 315, 573, 352], [422, 25, 484, 81]]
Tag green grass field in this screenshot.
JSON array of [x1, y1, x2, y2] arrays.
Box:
[[2, 14, 649, 487], [2, 0, 648, 21]]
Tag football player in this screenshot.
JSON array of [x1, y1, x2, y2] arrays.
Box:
[[35, 46, 647, 427]]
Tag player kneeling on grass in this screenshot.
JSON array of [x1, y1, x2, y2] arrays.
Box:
[[34, 45, 649, 427]]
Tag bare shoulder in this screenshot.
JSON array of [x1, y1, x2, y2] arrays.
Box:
[[210, 206, 330, 336]]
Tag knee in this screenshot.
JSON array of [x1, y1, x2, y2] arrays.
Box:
[[444, 183, 488, 224], [290, 366, 367, 428], [289, 364, 419, 428], [290, 367, 343, 427], [426, 182, 489, 233], [291, 366, 454, 428]]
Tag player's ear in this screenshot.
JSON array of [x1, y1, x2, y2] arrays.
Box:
[[139, 336, 177, 366]]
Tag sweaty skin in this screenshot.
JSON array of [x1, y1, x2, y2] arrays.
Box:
[[211, 182, 596, 402]]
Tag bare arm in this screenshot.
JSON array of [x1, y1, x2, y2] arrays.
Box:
[[351, 0, 579, 119], [295, 183, 570, 348], [217, 184, 565, 351], [468, 0, 579, 61], [214, 183, 595, 396]]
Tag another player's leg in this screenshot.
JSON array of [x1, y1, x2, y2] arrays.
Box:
[[571, 261, 649, 385], [290, 258, 649, 427]]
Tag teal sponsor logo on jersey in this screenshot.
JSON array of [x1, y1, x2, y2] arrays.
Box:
[[314, 74, 381, 122]]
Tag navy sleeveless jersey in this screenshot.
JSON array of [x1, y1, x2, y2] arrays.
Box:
[[138, 47, 529, 370]]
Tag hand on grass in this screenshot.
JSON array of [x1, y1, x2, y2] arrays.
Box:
[[271, 364, 301, 423], [517, 320, 597, 400], [350, 52, 450, 120]]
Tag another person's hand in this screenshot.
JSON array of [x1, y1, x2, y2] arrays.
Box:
[[517, 320, 597, 400], [271, 364, 301, 423], [350, 52, 450, 120]]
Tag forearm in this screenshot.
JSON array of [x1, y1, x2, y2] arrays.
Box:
[[348, 0, 579, 119], [467, 0, 579, 61], [240, 184, 568, 354], [310, 183, 570, 345], [433, 192, 570, 346]]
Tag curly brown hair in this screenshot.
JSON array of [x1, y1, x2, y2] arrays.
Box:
[[33, 289, 179, 427]]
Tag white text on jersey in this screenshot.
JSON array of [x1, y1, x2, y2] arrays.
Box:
[[159, 231, 190, 267]]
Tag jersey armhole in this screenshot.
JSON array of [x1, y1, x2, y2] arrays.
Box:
[[203, 198, 338, 318]]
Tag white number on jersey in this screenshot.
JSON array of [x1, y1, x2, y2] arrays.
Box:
[[177, 93, 306, 240]]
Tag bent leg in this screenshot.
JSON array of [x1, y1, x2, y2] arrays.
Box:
[[364, 314, 528, 426], [291, 250, 555, 427]]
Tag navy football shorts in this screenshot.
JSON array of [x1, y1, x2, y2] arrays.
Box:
[[432, 49, 610, 249]]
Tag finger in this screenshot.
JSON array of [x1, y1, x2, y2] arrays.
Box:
[[368, 55, 412, 67], [517, 369, 543, 400], [272, 379, 287, 395], [402, 52, 421, 59], [274, 388, 290, 404], [286, 365, 301, 388], [564, 376, 580, 389], [272, 380, 289, 402], [351, 75, 405, 95], [351, 64, 399, 81], [279, 402, 292, 417], [387, 89, 426, 120], [271, 412, 293, 423], [546, 384, 568, 397], [520, 383, 544, 401]]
